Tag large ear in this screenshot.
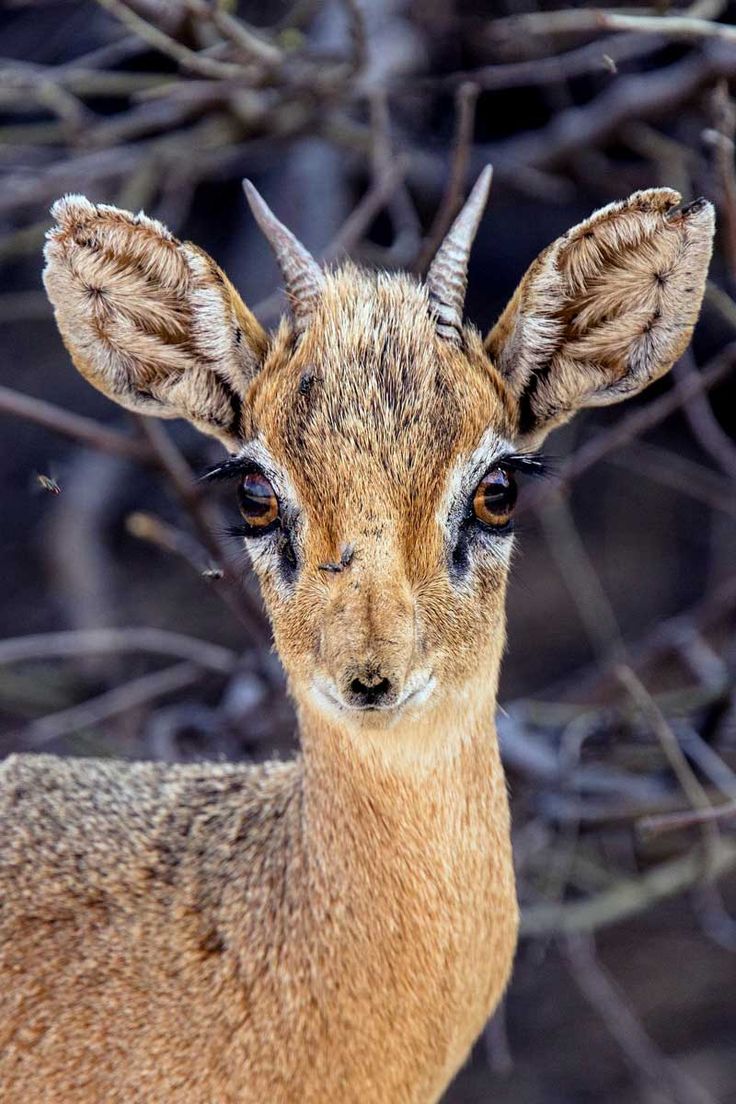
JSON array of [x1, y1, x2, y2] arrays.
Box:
[[485, 189, 715, 448], [43, 196, 269, 450]]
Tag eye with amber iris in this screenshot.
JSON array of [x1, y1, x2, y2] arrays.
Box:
[[237, 471, 280, 534], [472, 467, 517, 530]]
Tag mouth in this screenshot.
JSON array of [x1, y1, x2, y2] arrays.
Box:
[[312, 673, 436, 718]]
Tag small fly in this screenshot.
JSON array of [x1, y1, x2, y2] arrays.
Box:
[[35, 472, 62, 496]]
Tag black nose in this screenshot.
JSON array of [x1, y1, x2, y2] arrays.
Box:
[[348, 675, 393, 708]]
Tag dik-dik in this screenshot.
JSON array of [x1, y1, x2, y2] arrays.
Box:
[[0, 170, 713, 1103]]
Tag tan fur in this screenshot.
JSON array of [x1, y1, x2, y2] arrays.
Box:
[[486, 189, 714, 447], [0, 187, 713, 1103], [43, 196, 268, 450]]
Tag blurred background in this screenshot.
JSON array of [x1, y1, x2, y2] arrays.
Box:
[[1, 1, 735, 1101]]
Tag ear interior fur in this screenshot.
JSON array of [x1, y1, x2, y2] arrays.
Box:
[[485, 189, 715, 447], [43, 196, 269, 449]]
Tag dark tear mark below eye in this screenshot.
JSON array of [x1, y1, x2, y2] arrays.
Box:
[[276, 529, 299, 584], [451, 522, 472, 576]]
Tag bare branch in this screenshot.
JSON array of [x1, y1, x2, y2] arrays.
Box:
[[0, 385, 154, 464], [20, 662, 203, 747], [488, 6, 735, 45], [94, 0, 246, 79], [639, 800, 736, 836], [705, 81, 736, 286], [424, 33, 664, 92], [616, 665, 715, 820], [415, 82, 480, 275], [126, 511, 220, 578], [324, 158, 408, 261], [536, 489, 625, 663], [133, 418, 270, 642], [521, 837, 736, 936], [0, 628, 238, 673], [674, 351, 736, 480], [523, 344, 736, 510], [185, 0, 282, 67], [484, 45, 736, 182], [565, 933, 716, 1104]]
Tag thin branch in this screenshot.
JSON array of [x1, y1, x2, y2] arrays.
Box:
[[133, 418, 270, 641], [564, 572, 736, 703], [616, 665, 715, 820], [415, 81, 480, 275], [521, 836, 736, 936], [705, 81, 736, 286], [674, 351, 736, 480], [0, 627, 238, 672], [483, 45, 736, 182], [20, 662, 203, 747], [536, 488, 625, 663], [339, 0, 369, 77], [610, 439, 736, 518], [425, 33, 663, 92], [0, 385, 154, 463], [488, 6, 736, 44], [126, 510, 220, 578], [94, 0, 246, 79], [323, 158, 408, 261], [523, 345, 736, 511], [185, 0, 282, 67], [483, 1003, 513, 1077], [583, 10, 736, 46], [565, 934, 716, 1104], [639, 799, 736, 836], [368, 89, 421, 260], [0, 67, 93, 137]]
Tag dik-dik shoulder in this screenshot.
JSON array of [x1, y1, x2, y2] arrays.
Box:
[[0, 753, 302, 918]]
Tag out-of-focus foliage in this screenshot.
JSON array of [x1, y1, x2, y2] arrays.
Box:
[[0, 2, 735, 1101]]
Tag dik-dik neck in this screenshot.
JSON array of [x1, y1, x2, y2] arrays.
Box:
[[297, 679, 515, 916], [289, 681, 518, 1095]]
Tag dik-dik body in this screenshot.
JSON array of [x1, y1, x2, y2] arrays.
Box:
[[0, 171, 713, 1103]]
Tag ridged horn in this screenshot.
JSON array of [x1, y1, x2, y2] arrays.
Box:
[[243, 180, 324, 334], [426, 165, 493, 343]]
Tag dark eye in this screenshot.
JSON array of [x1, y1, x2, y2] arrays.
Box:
[[472, 467, 517, 529], [237, 471, 279, 534]]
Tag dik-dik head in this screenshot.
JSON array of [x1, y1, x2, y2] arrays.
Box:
[[43, 172, 713, 735]]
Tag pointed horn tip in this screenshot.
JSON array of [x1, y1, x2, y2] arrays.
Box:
[[469, 164, 493, 208], [240, 178, 324, 333], [242, 178, 268, 220]]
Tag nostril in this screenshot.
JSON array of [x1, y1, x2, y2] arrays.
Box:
[[349, 676, 392, 706]]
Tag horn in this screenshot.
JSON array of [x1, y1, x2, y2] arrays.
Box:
[[243, 180, 324, 333], [426, 165, 493, 343]]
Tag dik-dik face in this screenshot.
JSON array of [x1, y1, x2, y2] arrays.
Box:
[[43, 176, 713, 732]]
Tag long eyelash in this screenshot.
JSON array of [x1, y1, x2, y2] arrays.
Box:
[[225, 524, 250, 540], [498, 452, 552, 478], [200, 457, 250, 483]]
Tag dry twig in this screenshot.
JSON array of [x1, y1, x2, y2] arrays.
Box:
[[415, 82, 480, 275], [565, 933, 716, 1104], [0, 628, 238, 673], [20, 662, 203, 748], [0, 385, 154, 464]]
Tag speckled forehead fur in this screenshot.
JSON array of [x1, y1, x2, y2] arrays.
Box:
[[247, 264, 515, 566]]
